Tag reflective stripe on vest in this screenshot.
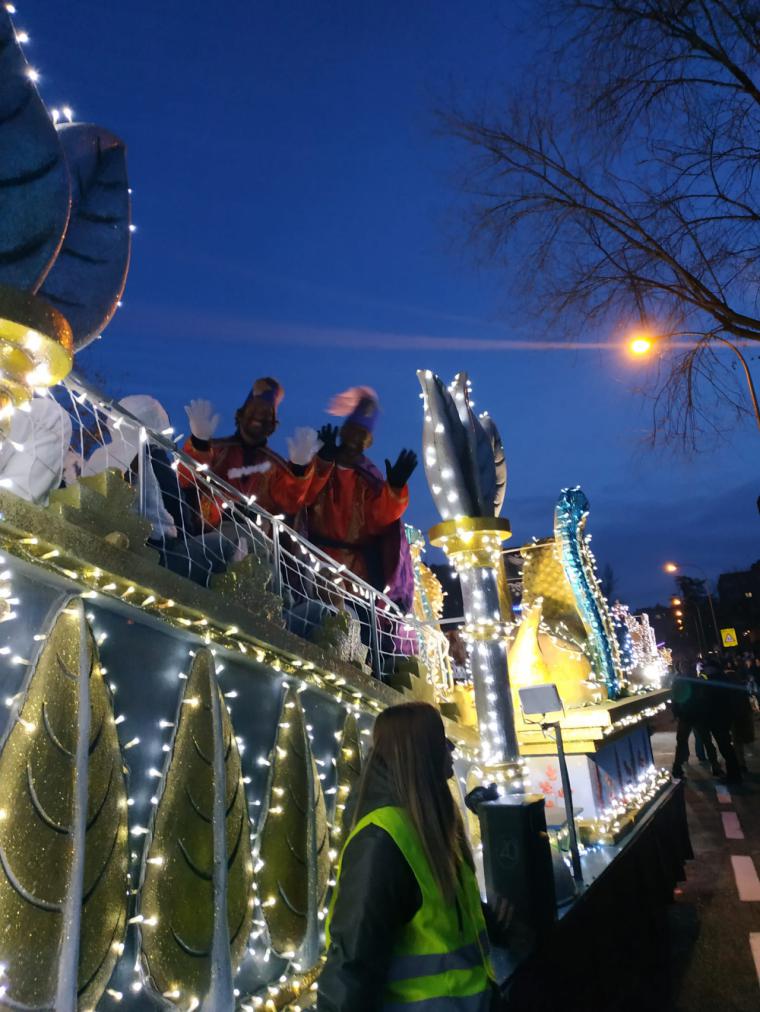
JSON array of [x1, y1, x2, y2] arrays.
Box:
[[326, 805, 493, 1009], [387, 940, 483, 983], [383, 990, 492, 1012]]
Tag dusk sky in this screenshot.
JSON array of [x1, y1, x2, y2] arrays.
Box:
[[28, 0, 758, 606]]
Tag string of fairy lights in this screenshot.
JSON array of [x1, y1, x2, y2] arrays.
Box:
[[0, 7, 676, 1008], [0, 508, 494, 1010]]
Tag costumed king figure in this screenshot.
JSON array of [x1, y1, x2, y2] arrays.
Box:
[[307, 386, 417, 615], [180, 377, 323, 531]]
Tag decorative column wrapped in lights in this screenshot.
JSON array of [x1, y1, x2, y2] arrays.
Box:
[[0, 6, 132, 427], [418, 370, 520, 773]]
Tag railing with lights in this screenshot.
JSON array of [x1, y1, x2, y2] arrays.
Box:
[[19, 376, 445, 687]]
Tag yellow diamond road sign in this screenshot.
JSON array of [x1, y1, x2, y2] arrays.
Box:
[[721, 627, 738, 648]]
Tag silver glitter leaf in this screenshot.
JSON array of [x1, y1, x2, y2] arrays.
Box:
[[39, 124, 132, 350]]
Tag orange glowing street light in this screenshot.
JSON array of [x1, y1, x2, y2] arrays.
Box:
[[629, 335, 653, 356], [664, 562, 678, 574]]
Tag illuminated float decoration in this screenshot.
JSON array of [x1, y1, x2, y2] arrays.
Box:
[[417, 369, 522, 782], [0, 7, 131, 426], [506, 487, 669, 837], [0, 8, 673, 1009]]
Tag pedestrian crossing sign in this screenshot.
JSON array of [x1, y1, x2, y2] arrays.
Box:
[[721, 627, 738, 648]]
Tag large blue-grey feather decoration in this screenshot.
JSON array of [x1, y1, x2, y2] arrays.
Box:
[[479, 411, 506, 516], [417, 369, 479, 518], [0, 8, 70, 291], [449, 372, 482, 508], [39, 124, 131, 350], [451, 372, 496, 515]]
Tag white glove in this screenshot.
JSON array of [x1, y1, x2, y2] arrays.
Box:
[[286, 427, 323, 467], [184, 399, 220, 441]]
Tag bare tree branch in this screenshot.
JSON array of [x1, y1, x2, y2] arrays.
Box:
[[447, 0, 760, 445]]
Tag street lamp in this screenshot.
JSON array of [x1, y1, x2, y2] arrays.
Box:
[[628, 334, 760, 432], [662, 561, 720, 650], [629, 335, 653, 356]]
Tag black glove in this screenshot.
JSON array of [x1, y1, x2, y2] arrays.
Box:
[[464, 783, 499, 814], [385, 449, 418, 490], [317, 424, 339, 461]]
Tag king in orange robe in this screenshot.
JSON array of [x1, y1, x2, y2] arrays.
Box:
[[305, 387, 418, 612], [180, 377, 324, 529]]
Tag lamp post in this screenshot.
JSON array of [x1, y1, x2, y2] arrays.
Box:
[[714, 335, 760, 432], [664, 561, 720, 650], [628, 333, 760, 433]]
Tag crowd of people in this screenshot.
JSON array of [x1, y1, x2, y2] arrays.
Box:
[[0, 377, 420, 661], [670, 653, 758, 785]]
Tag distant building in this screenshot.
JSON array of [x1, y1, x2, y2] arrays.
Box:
[[717, 559, 760, 651]]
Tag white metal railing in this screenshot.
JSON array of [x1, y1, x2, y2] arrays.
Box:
[[15, 375, 449, 684]]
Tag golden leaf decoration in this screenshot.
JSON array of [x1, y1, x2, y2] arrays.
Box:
[[258, 686, 311, 956], [0, 599, 128, 1011], [139, 648, 254, 1009]]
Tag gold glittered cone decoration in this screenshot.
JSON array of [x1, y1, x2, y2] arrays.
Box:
[[139, 648, 254, 1010], [0, 598, 129, 1011]]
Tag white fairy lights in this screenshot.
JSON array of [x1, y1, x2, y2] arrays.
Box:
[[585, 765, 671, 842]]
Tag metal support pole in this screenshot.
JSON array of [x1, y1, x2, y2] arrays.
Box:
[[369, 590, 382, 680], [271, 519, 282, 598], [706, 590, 721, 651], [550, 721, 583, 885], [693, 607, 706, 655]]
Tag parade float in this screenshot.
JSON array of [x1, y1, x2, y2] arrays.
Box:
[[0, 9, 687, 1011]]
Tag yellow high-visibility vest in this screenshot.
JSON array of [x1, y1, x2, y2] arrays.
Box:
[[326, 805, 494, 1010]]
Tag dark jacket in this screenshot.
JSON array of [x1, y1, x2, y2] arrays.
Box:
[[317, 761, 421, 1012], [670, 673, 710, 722], [702, 660, 737, 728], [317, 761, 500, 1012]]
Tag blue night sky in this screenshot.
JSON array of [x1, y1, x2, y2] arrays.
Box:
[[26, 0, 758, 606]]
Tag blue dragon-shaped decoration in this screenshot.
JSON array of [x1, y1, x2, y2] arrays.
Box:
[[555, 487, 623, 699]]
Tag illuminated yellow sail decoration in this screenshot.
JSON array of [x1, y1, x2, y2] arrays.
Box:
[[508, 531, 608, 712], [139, 648, 254, 1010], [0, 599, 128, 1011]]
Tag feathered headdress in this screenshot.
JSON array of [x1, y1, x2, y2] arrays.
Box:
[[241, 377, 284, 414], [327, 386, 379, 433]]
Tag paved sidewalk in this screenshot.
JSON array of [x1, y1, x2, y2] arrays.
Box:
[[650, 724, 760, 1012]]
